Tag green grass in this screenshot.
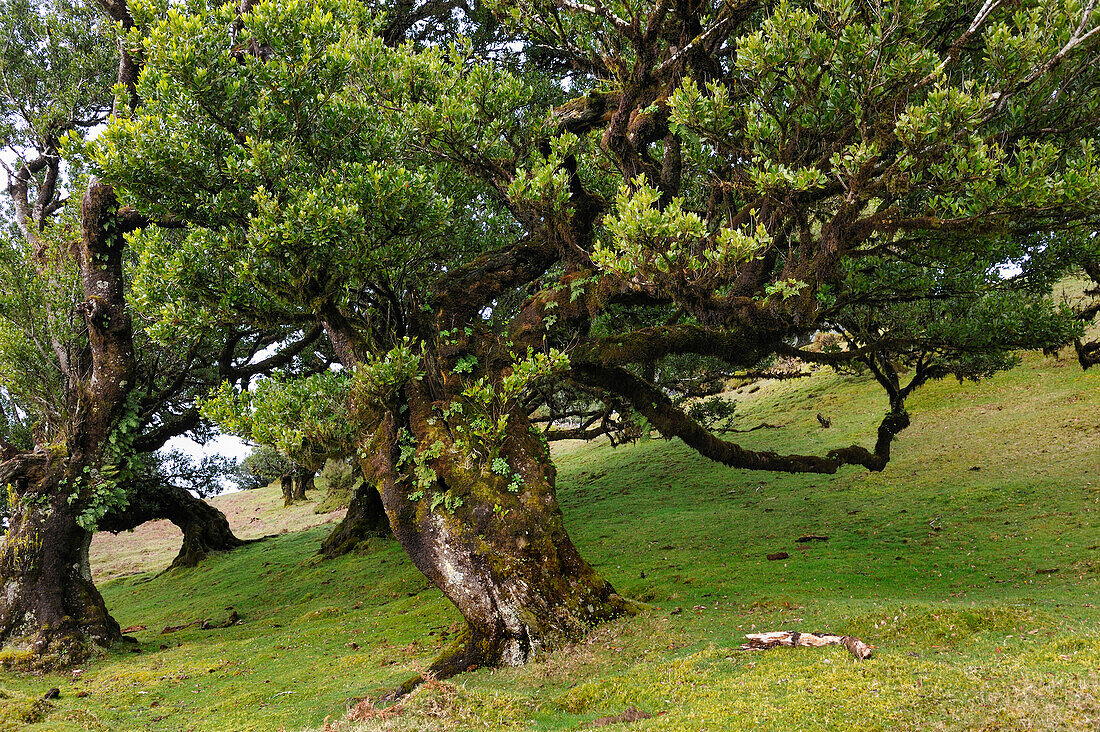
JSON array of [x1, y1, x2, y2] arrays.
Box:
[[2, 352, 1098, 730]]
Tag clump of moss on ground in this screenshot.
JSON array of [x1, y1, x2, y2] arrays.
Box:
[[0, 688, 52, 730]]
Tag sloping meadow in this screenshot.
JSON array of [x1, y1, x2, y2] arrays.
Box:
[[1, 352, 1097, 731]]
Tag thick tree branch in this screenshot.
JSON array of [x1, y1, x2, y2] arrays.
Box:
[[573, 364, 893, 474], [0, 452, 50, 486], [915, 0, 1003, 88], [554, 0, 631, 33], [227, 324, 325, 381], [7, 154, 52, 246], [573, 324, 775, 369], [431, 238, 559, 326]]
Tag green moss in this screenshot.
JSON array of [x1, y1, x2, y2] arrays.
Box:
[[0, 649, 34, 670], [0, 689, 52, 729]]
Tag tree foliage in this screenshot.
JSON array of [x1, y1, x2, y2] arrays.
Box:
[[80, 0, 1100, 688]]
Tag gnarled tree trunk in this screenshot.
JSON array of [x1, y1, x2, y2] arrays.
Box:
[[292, 470, 314, 501], [280, 475, 295, 506], [0, 179, 138, 668], [371, 382, 634, 698], [0, 460, 120, 670], [319, 478, 390, 559], [98, 482, 246, 569], [167, 491, 244, 568]]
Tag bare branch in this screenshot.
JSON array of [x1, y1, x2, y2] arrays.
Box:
[[915, 0, 1002, 88], [554, 0, 631, 33]]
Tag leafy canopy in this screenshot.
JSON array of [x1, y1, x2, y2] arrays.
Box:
[[89, 0, 1100, 467]]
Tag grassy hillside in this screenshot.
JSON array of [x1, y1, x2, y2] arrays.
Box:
[[1, 351, 1098, 731]]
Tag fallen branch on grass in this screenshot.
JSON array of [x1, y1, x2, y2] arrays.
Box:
[[738, 631, 873, 660]]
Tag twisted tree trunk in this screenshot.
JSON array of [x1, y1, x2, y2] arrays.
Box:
[[292, 469, 314, 501], [280, 475, 295, 506], [167, 492, 245, 569], [373, 381, 634, 698], [0, 180, 137, 668], [318, 480, 389, 558], [97, 482, 246, 569], [0, 463, 121, 670]]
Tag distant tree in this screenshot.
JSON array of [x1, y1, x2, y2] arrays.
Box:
[[239, 444, 308, 505], [238, 445, 293, 490], [96, 450, 247, 569], [205, 370, 391, 544], [1063, 234, 1100, 369], [92, 0, 1098, 695]]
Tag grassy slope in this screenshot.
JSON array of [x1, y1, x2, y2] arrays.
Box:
[[1, 352, 1097, 731]]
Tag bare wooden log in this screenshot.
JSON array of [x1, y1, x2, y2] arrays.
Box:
[[739, 631, 873, 660]]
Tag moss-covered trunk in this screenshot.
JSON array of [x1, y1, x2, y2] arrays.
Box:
[[166, 489, 245, 569], [371, 382, 633, 697], [98, 482, 246, 569], [0, 465, 120, 670], [319, 481, 389, 558], [292, 470, 314, 501]]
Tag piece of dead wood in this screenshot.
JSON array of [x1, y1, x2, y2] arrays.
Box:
[[795, 534, 829, 543], [589, 706, 653, 727], [738, 631, 873, 660], [121, 625, 146, 634], [160, 620, 202, 634], [766, 551, 789, 561]]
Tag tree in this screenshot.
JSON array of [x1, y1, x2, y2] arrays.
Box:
[[0, 0, 147, 666], [240, 444, 300, 504], [0, 0, 329, 666], [95, 451, 246, 569], [91, 0, 1099, 693]]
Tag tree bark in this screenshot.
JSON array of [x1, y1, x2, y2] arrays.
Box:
[[292, 470, 314, 501], [166, 491, 244, 569], [319, 481, 390, 559], [372, 381, 635, 699], [97, 482, 246, 569], [280, 475, 295, 506], [0, 466, 120, 670], [0, 180, 138, 668]]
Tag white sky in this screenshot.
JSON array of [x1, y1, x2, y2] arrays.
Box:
[[165, 433, 251, 462]]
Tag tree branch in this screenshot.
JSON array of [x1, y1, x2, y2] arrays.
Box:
[[573, 364, 896, 474], [431, 237, 559, 326], [553, 0, 631, 33]]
